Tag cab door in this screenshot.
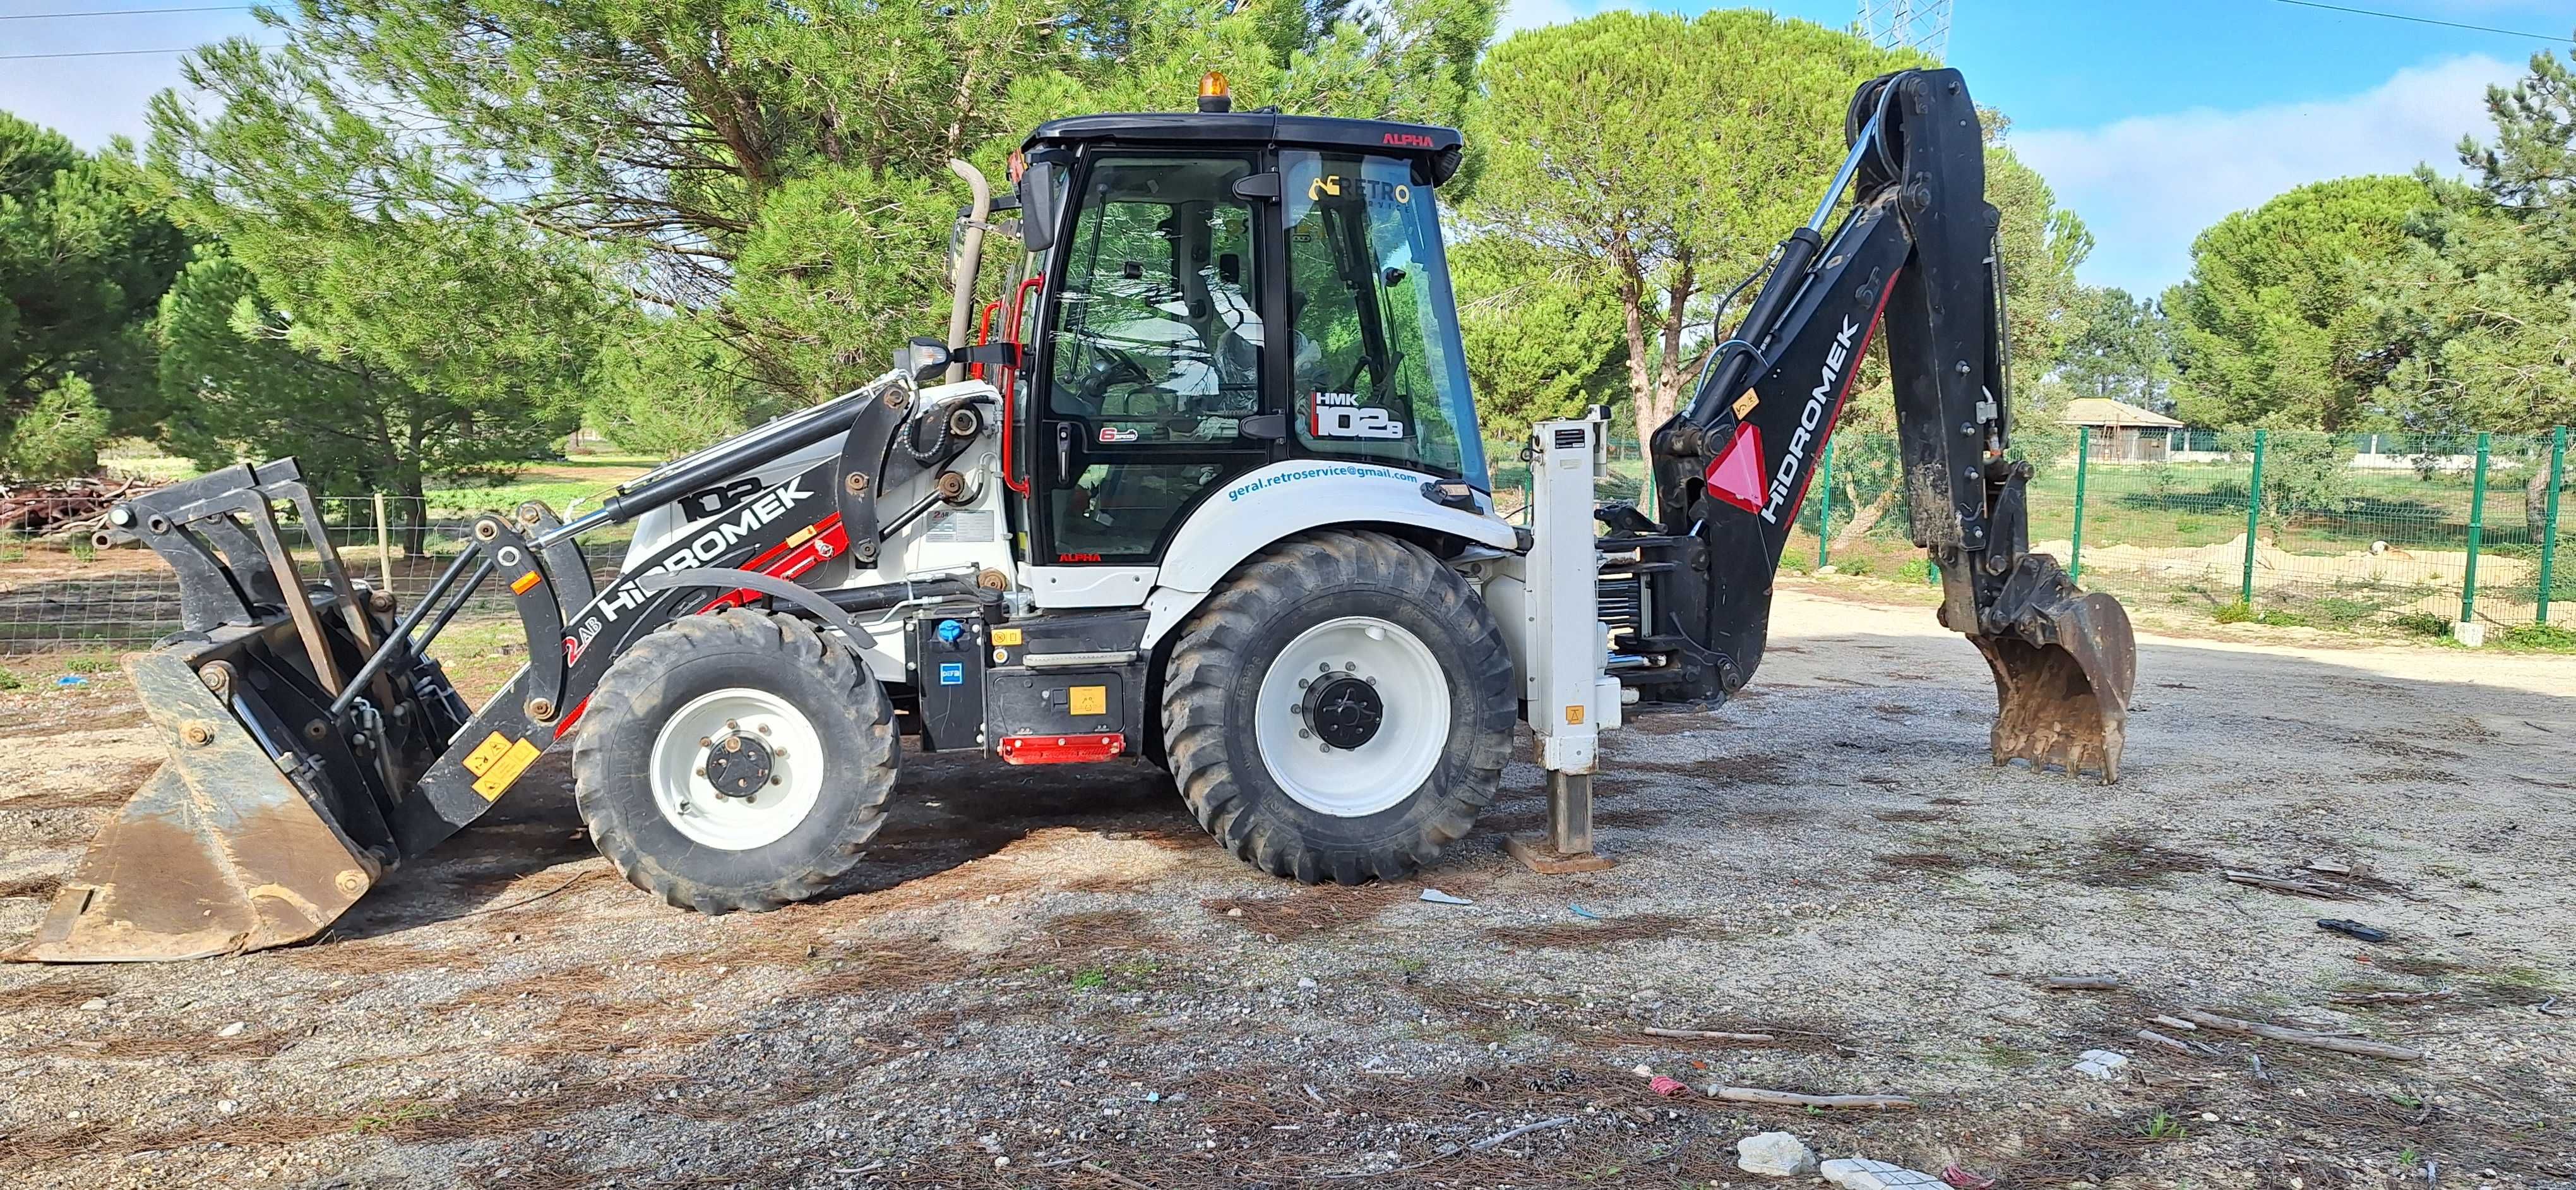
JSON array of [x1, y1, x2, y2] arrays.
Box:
[[1028, 152, 1279, 595]]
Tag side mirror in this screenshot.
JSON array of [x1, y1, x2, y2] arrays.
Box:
[[896, 337, 951, 382], [1019, 160, 1062, 254]]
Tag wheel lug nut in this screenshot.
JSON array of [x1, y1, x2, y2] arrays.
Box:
[[757, 723, 771, 735], [698, 736, 712, 748], [725, 719, 738, 730], [694, 767, 706, 777], [1318, 663, 1331, 673], [1297, 729, 1311, 739], [770, 776, 782, 786]]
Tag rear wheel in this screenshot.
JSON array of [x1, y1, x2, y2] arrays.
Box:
[[1162, 531, 1515, 884], [573, 610, 897, 913]]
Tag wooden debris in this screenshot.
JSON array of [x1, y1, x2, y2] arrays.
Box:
[[1639, 1026, 1775, 1043], [1467, 1116, 1573, 1151], [2146, 1014, 2200, 1031], [2328, 989, 2457, 1006], [2136, 1029, 2195, 1054], [2040, 975, 2122, 992], [2179, 1009, 2423, 1061], [2223, 870, 2353, 900], [1708, 1085, 1916, 1110]]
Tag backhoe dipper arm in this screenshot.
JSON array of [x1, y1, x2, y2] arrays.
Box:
[[1623, 67, 2137, 781]]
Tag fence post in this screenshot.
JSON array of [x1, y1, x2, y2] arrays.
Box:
[[2541, 426, 2566, 625], [2461, 431, 2491, 628], [372, 491, 393, 592], [2240, 429, 2267, 608], [2070, 426, 2090, 582], [1818, 438, 1834, 570]]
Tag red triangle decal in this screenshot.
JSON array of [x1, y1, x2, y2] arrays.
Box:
[[1703, 423, 1767, 515]]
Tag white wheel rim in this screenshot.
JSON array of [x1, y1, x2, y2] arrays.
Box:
[[647, 687, 826, 851], [1253, 615, 1450, 818]]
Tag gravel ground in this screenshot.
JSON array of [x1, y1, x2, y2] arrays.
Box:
[[1, 579, 2570, 1189]]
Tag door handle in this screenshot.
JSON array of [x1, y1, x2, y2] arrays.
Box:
[[1055, 421, 1073, 480]]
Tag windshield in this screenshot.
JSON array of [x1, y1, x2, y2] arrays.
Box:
[[1280, 150, 1488, 489]]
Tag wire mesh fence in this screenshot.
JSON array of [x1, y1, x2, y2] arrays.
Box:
[[2, 425, 2565, 659], [2, 496, 630, 659], [1489, 424, 2571, 639]]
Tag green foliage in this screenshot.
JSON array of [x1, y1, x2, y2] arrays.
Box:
[[2496, 623, 2576, 652], [2166, 174, 2433, 431], [2214, 601, 2255, 624], [146, 0, 1495, 433], [2142, 1111, 2188, 1141], [1449, 236, 1628, 440], [1, 112, 188, 475], [1070, 966, 1108, 990], [1462, 11, 1920, 438], [2058, 286, 2176, 411], [0, 665, 19, 692], [2390, 611, 2451, 637], [1895, 557, 1933, 583], [3, 374, 111, 477], [153, 242, 593, 547], [2222, 429, 2357, 519]]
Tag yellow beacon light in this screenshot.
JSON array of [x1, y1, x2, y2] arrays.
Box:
[[1198, 71, 1232, 114]]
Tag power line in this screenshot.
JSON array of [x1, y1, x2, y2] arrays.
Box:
[[2269, 0, 2574, 44], [0, 4, 254, 19], [0, 45, 257, 61]]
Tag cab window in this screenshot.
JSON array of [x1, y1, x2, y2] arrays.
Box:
[[1280, 150, 1488, 488]]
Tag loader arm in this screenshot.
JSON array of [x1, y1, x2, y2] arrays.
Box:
[[1616, 67, 2136, 779]]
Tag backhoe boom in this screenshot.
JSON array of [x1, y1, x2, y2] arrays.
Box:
[[1621, 68, 2135, 779]]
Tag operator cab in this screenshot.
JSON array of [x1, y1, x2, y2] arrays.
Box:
[[1002, 78, 1487, 571]]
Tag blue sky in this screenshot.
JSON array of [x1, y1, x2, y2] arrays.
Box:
[[4, 0, 2571, 296]]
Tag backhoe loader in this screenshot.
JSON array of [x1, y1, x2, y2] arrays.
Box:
[[21, 67, 2132, 962]]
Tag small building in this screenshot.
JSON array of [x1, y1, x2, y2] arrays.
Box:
[[2061, 397, 2185, 462]]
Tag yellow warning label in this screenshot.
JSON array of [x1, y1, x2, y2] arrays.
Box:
[[784, 524, 818, 548], [1565, 705, 1586, 725], [991, 627, 1025, 646], [472, 738, 542, 801], [461, 731, 511, 776], [1069, 685, 1107, 717], [1732, 390, 1760, 419]]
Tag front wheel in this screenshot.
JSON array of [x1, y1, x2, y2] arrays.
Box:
[[1162, 531, 1516, 884], [573, 610, 898, 913]]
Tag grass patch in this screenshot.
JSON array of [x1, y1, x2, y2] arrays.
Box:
[[2493, 623, 2576, 652], [0, 666, 18, 692], [2390, 611, 2450, 638]]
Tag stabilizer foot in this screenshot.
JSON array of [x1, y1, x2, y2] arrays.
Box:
[[1504, 772, 1614, 874]]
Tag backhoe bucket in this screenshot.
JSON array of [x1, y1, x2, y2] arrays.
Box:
[[1967, 556, 2136, 783], [23, 652, 380, 961], [15, 459, 471, 963]]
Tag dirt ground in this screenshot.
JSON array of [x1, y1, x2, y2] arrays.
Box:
[[1, 580, 2570, 1189]]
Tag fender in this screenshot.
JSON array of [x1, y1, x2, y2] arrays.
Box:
[[1136, 459, 1520, 649]]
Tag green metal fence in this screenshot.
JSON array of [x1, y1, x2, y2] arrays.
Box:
[[1491, 426, 2574, 634]]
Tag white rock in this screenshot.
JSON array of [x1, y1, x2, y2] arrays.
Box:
[[1734, 1131, 1818, 1177], [217, 1021, 246, 1038], [1820, 1157, 1948, 1190], [1296, 977, 1318, 990], [1630, 1063, 1654, 1078], [217, 1100, 241, 1115], [2070, 1049, 2130, 1080], [78, 998, 107, 1011]]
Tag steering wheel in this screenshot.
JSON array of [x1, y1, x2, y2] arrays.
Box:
[[1063, 346, 1154, 416]]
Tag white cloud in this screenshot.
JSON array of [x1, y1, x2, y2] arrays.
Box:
[[2011, 54, 2523, 298]]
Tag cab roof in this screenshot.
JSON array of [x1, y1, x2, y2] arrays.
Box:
[[1023, 111, 1465, 186]]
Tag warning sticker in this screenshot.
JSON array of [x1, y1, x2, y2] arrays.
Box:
[[1068, 685, 1107, 717], [461, 731, 512, 776], [471, 738, 542, 801], [991, 627, 1025, 646]]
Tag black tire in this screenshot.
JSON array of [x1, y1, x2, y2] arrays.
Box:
[[572, 609, 897, 913], [1162, 531, 1516, 884]]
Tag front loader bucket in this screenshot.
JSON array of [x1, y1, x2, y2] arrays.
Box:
[[1968, 558, 2136, 783], [15, 458, 474, 963], [22, 652, 380, 961]]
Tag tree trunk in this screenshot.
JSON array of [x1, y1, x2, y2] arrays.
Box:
[[2528, 465, 2560, 546], [399, 474, 429, 559], [1832, 486, 1899, 551]]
